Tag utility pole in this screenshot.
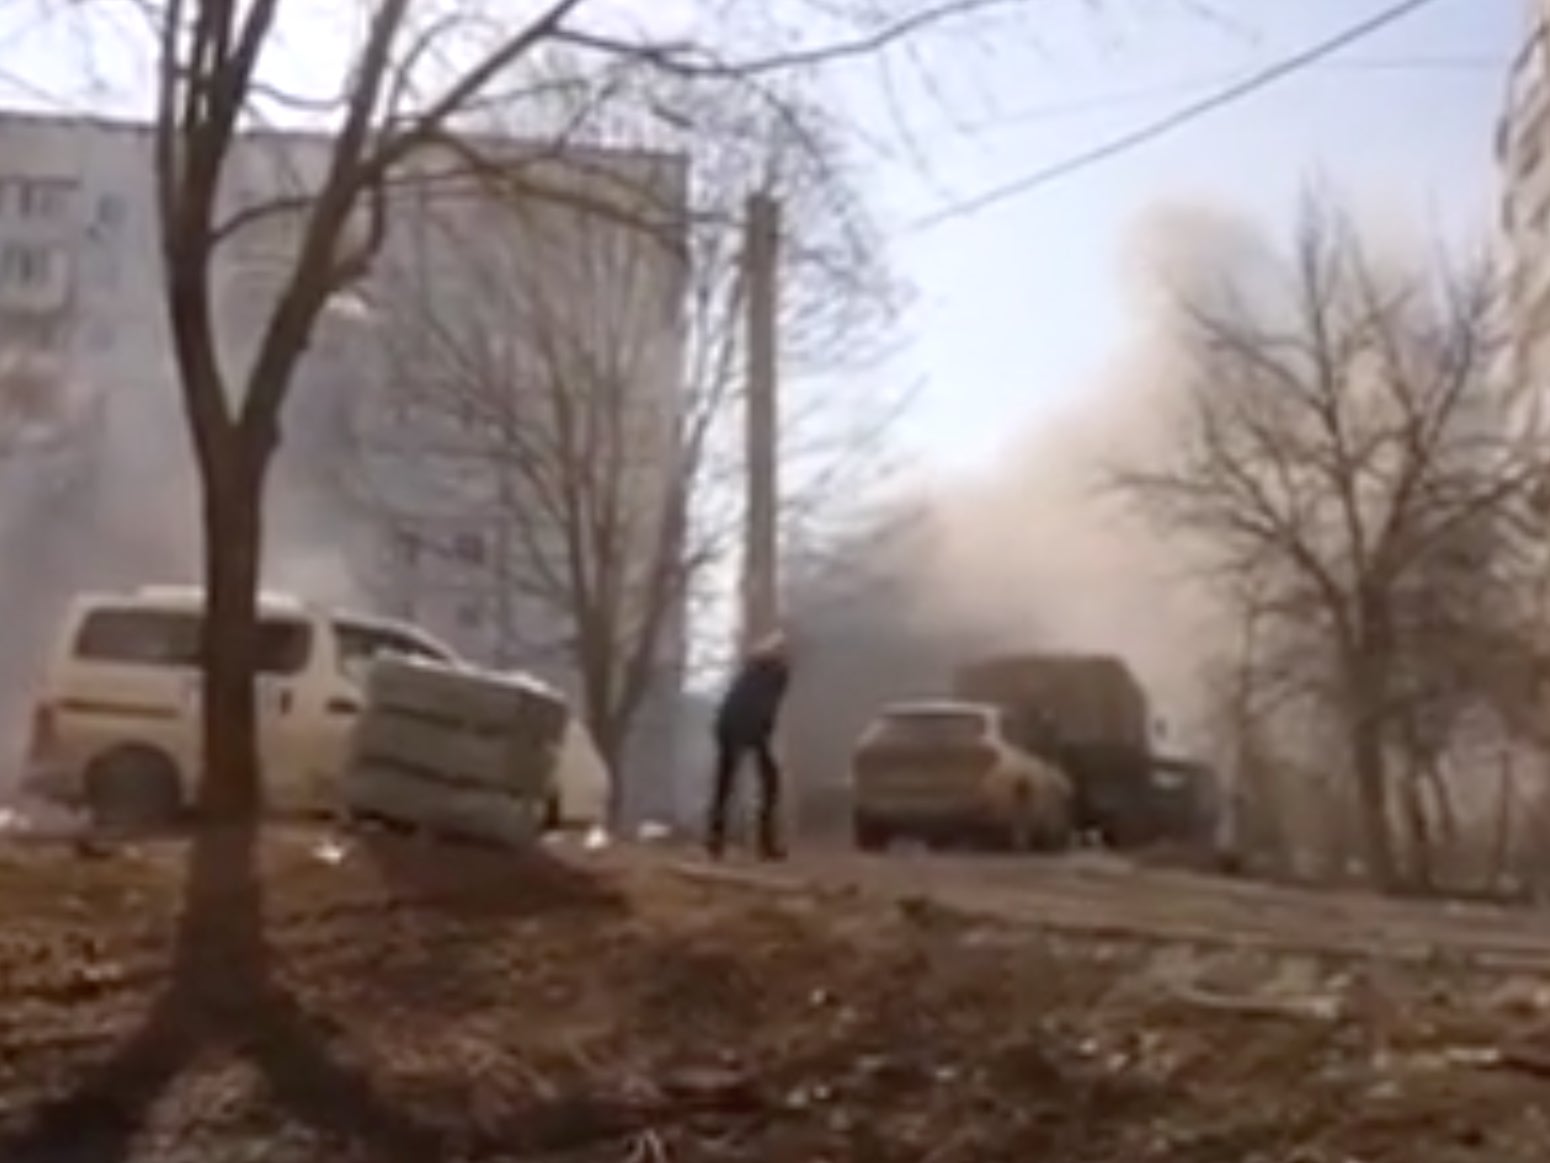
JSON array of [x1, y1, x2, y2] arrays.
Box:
[[741, 192, 780, 651]]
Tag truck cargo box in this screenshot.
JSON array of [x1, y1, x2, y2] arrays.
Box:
[[951, 653, 1149, 752]]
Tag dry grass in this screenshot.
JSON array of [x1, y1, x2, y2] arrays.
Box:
[[0, 828, 1543, 1161]]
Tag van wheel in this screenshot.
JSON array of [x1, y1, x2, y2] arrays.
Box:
[[85, 747, 183, 832]]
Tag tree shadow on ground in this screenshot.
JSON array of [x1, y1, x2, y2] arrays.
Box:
[[348, 826, 628, 1019], [356, 825, 625, 922], [0, 821, 626, 1163]]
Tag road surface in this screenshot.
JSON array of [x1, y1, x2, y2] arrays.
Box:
[[642, 843, 1550, 974]]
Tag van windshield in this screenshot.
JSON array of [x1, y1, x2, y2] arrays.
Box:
[[73, 607, 313, 676], [876, 708, 992, 746]]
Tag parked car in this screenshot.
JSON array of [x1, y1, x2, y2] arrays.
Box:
[[849, 699, 1073, 852]]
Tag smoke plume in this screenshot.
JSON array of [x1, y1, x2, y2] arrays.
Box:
[[899, 200, 1267, 752], [0, 334, 369, 787]]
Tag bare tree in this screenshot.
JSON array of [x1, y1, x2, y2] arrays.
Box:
[[1115, 196, 1538, 893], [340, 153, 704, 815], [99, 0, 1010, 824], [325, 85, 901, 822]]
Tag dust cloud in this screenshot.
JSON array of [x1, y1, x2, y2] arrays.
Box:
[[900, 201, 1263, 754]]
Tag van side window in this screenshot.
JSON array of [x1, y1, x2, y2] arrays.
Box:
[[73, 608, 313, 676]]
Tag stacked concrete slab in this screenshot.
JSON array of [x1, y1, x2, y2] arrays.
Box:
[[343, 655, 568, 846]]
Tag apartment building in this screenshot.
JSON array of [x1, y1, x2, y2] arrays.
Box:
[[1499, 8, 1550, 389], [0, 111, 692, 812]]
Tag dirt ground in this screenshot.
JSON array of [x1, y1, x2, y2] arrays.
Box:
[[0, 829, 1547, 1161]]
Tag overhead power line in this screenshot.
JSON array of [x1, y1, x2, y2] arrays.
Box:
[[953, 54, 1505, 135], [904, 0, 1448, 234]]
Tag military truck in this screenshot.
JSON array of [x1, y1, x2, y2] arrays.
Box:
[[1147, 755, 1223, 850], [951, 653, 1186, 847]]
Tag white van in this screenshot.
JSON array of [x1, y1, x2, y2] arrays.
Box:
[[21, 585, 609, 829]]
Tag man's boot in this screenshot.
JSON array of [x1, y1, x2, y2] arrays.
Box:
[[705, 810, 727, 860], [757, 812, 786, 862]]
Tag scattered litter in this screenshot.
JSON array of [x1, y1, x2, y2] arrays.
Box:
[[1444, 1046, 1505, 1068], [1173, 984, 1344, 1022], [311, 836, 348, 865], [637, 820, 672, 843], [583, 825, 611, 851], [660, 1065, 762, 1111], [1486, 977, 1550, 1013]]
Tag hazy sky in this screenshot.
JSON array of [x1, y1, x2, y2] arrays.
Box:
[[0, 0, 1527, 477], [866, 0, 1526, 471]]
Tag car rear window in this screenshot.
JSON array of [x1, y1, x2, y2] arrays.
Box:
[[876, 709, 991, 746], [73, 607, 313, 676]]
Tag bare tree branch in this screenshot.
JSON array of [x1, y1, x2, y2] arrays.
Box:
[[1112, 192, 1535, 893]]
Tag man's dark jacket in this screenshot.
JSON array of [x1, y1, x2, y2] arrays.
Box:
[[714, 653, 789, 743]]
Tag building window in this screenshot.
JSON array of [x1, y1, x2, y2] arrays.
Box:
[[392, 527, 421, 566], [453, 531, 486, 565], [0, 244, 52, 287], [1522, 129, 1544, 179], [0, 316, 64, 351], [17, 179, 69, 220], [1532, 197, 1550, 238], [96, 193, 126, 231]]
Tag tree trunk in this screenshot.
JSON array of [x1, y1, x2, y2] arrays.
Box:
[[592, 709, 628, 830], [1349, 714, 1398, 892], [1421, 760, 1459, 854], [577, 642, 631, 829], [198, 454, 266, 823], [1400, 769, 1434, 893], [1489, 751, 1516, 891]]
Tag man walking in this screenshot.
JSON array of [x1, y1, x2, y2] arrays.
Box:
[[707, 631, 790, 861]]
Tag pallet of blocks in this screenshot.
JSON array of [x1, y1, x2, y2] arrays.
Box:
[[341, 655, 570, 847]]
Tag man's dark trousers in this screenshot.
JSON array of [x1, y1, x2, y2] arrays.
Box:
[[707, 725, 782, 859]]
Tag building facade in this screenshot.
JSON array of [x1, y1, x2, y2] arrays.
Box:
[[0, 111, 691, 809], [1499, 6, 1550, 391]]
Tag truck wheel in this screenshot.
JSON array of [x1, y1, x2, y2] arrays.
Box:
[[1041, 812, 1074, 852], [85, 747, 183, 832], [853, 815, 890, 852]]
